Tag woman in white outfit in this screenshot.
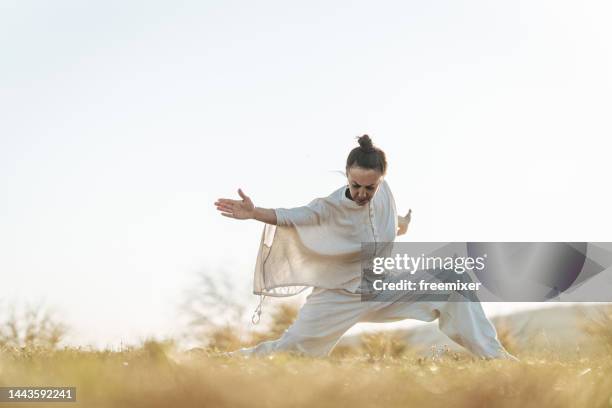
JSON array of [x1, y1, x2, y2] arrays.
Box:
[[214, 135, 516, 360]]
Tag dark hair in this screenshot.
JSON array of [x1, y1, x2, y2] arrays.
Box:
[[345, 134, 387, 175]]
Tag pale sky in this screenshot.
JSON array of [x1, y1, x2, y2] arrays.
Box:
[[1, 0, 611, 348]]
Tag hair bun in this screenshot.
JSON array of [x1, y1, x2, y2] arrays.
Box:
[[346, 134, 387, 175], [357, 134, 375, 152]]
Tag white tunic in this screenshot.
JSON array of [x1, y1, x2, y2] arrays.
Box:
[[252, 179, 398, 297], [240, 179, 517, 360]]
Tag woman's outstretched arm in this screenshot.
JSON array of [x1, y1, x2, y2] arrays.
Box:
[[215, 188, 278, 225]]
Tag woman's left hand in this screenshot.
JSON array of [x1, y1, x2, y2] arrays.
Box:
[[397, 209, 412, 236]]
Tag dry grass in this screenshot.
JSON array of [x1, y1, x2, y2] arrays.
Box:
[[2, 293, 612, 407], [0, 342, 611, 408]]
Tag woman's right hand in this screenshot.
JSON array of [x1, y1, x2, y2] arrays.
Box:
[[215, 188, 255, 220]]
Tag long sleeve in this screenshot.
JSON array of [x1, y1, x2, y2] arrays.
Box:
[[254, 181, 398, 297], [275, 198, 328, 227]]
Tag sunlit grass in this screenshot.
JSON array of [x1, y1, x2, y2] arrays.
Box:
[[2, 298, 612, 407], [1, 342, 611, 408]]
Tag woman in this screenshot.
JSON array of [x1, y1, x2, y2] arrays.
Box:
[[214, 135, 516, 360]]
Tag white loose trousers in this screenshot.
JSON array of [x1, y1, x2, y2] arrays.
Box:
[[233, 287, 514, 359]]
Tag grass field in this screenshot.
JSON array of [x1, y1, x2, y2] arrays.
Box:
[[1, 304, 611, 407], [1, 342, 611, 408]]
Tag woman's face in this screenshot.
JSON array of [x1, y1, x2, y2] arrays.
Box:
[[346, 166, 383, 206]]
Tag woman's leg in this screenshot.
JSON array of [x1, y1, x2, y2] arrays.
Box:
[[435, 300, 517, 360], [362, 296, 517, 360], [232, 288, 368, 357]]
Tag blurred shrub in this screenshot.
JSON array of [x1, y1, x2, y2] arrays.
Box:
[[493, 315, 520, 355], [0, 302, 67, 350], [249, 303, 298, 345], [181, 273, 249, 351], [582, 304, 612, 352], [182, 272, 302, 352], [359, 330, 411, 359]]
